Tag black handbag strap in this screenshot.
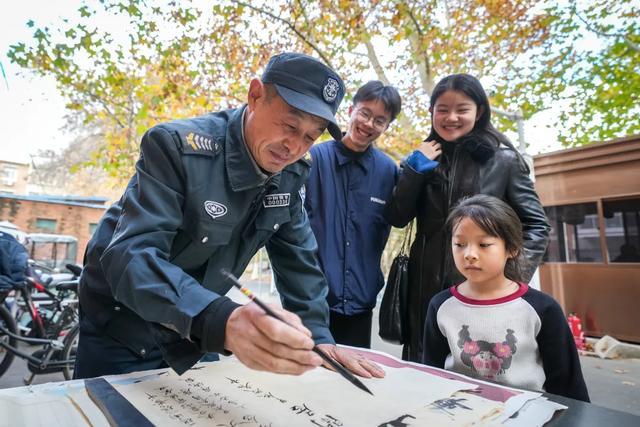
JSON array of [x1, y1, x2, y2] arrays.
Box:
[[399, 220, 414, 256]]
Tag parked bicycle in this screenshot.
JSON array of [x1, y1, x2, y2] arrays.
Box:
[[0, 274, 79, 384], [8, 262, 82, 339]]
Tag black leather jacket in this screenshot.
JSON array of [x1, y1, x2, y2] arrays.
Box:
[[384, 140, 550, 362]]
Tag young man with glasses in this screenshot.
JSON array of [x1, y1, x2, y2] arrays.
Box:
[[304, 81, 402, 348]]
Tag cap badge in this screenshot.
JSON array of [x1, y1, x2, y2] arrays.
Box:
[[323, 77, 340, 103]]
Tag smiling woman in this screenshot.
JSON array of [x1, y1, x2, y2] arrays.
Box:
[[430, 90, 481, 143], [384, 73, 550, 364]]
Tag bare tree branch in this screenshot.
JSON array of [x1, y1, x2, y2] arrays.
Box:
[[363, 39, 390, 85], [296, 0, 312, 32], [405, 7, 434, 94], [231, 1, 335, 68], [90, 93, 127, 128], [575, 9, 639, 52]]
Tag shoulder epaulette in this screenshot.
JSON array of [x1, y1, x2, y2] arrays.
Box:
[[174, 129, 222, 156], [300, 151, 313, 166]]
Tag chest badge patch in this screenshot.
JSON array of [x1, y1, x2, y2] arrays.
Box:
[[204, 201, 228, 219], [263, 193, 290, 208]]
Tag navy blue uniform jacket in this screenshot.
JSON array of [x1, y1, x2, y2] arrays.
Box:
[[305, 140, 398, 315], [0, 232, 28, 291]]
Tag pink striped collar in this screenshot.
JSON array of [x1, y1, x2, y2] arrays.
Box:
[[451, 282, 529, 305]]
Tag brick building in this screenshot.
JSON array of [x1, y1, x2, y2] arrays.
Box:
[[0, 160, 29, 194], [0, 194, 108, 264]]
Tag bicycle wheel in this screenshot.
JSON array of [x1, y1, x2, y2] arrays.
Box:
[[61, 323, 79, 380], [0, 305, 17, 377]]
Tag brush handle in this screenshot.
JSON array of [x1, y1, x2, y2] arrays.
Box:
[[221, 269, 373, 395]]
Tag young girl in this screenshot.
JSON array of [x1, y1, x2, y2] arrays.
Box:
[[384, 74, 550, 363], [422, 194, 589, 401]]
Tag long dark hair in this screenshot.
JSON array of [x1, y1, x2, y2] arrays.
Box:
[[427, 73, 529, 173], [446, 194, 529, 283]]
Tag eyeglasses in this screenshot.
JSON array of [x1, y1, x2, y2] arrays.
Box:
[[355, 108, 389, 131]]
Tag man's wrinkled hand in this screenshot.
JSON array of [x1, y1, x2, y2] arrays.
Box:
[[224, 303, 323, 375], [315, 344, 385, 379]]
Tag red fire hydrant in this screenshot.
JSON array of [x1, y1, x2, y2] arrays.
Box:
[[568, 312, 586, 350]]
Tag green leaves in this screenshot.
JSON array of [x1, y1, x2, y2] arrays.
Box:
[[532, 1, 639, 146], [78, 5, 92, 18]]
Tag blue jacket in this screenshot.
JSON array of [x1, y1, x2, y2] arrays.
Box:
[[305, 140, 398, 314], [0, 232, 28, 292], [79, 106, 333, 374]]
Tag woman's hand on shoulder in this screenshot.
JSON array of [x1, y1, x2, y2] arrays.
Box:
[[417, 140, 442, 161]]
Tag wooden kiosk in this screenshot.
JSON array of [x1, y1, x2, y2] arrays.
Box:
[[533, 135, 640, 343]]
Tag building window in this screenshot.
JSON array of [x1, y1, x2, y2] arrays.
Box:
[[35, 218, 57, 233], [544, 203, 602, 263], [603, 198, 640, 263], [89, 223, 98, 235], [1, 165, 17, 186]]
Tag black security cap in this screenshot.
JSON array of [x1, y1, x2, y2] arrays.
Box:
[[262, 52, 345, 141]]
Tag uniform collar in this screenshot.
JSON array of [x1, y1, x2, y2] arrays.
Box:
[[225, 105, 278, 191], [334, 138, 372, 171]]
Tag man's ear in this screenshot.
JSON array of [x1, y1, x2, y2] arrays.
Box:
[[475, 105, 485, 122], [247, 78, 264, 111], [348, 104, 354, 116], [428, 106, 433, 114]]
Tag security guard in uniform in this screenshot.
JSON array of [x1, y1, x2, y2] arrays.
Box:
[[75, 52, 385, 380]]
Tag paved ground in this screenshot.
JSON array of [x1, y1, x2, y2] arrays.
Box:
[[1, 279, 639, 417]]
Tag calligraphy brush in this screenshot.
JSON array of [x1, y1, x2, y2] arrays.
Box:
[[221, 269, 373, 395]]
